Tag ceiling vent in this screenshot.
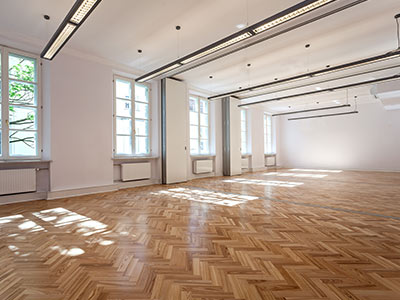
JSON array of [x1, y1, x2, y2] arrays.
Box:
[[371, 79, 400, 111]]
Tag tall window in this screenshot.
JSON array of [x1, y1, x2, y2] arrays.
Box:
[[0, 48, 41, 159], [264, 114, 273, 154], [113, 76, 150, 156], [240, 109, 248, 154], [189, 95, 209, 155]]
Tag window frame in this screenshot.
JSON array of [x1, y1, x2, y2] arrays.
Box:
[[0, 46, 42, 161], [240, 109, 248, 155], [264, 113, 274, 154], [189, 95, 210, 156], [113, 75, 151, 157]]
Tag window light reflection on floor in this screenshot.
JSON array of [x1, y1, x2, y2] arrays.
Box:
[[290, 168, 342, 173], [224, 178, 304, 188], [264, 172, 328, 178], [152, 188, 258, 207]]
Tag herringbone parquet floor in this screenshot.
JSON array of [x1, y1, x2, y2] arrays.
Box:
[[1, 169, 400, 299]]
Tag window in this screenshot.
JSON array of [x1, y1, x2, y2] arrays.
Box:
[[240, 109, 248, 154], [113, 76, 150, 156], [189, 95, 209, 155], [0, 47, 41, 159], [264, 114, 274, 154]]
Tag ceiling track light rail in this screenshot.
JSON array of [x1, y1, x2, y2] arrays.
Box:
[[41, 0, 102, 60], [136, 0, 368, 83], [272, 104, 351, 117], [210, 49, 400, 100], [238, 74, 400, 107], [288, 110, 358, 120]]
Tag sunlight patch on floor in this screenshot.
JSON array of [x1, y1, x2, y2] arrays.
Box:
[[290, 168, 342, 173], [224, 178, 304, 188], [264, 172, 328, 178], [152, 188, 258, 207]]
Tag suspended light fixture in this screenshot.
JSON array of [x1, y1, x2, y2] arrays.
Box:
[[288, 111, 358, 120], [41, 0, 102, 60], [272, 104, 351, 117], [136, 0, 366, 82]]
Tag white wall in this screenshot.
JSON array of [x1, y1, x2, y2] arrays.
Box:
[[277, 102, 400, 171], [248, 107, 266, 171]]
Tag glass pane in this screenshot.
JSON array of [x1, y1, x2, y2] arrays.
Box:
[[135, 119, 148, 136], [9, 81, 37, 106], [241, 109, 246, 120], [9, 130, 37, 156], [116, 117, 132, 135], [200, 113, 208, 126], [200, 140, 209, 154], [116, 99, 132, 117], [242, 142, 247, 154], [9, 53, 36, 82], [135, 136, 149, 155], [116, 135, 132, 155], [135, 102, 148, 119], [9, 106, 37, 130], [241, 132, 246, 144], [190, 139, 199, 154], [200, 99, 208, 114], [116, 79, 131, 100], [135, 84, 149, 103], [190, 125, 198, 139], [189, 97, 198, 112], [190, 112, 198, 125], [200, 126, 208, 139]]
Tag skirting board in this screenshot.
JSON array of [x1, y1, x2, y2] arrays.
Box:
[[0, 191, 47, 206], [47, 184, 118, 200]]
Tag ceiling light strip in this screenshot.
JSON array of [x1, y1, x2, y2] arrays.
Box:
[[288, 110, 358, 121], [41, 0, 102, 60], [272, 104, 351, 117], [238, 74, 400, 107], [135, 0, 343, 82], [210, 49, 400, 100]]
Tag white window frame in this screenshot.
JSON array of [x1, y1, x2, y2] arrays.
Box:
[[0, 46, 42, 160], [113, 75, 151, 157], [240, 109, 248, 155], [264, 113, 274, 154], [189, 95, 210, 156]]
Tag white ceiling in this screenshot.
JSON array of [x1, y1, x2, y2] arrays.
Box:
[[0, 0, 399, 106]]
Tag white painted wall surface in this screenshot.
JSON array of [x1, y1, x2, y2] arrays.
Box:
[[248, 108, 266, 171], [277, 102, 400, 171], [229, 98, 242, 176]]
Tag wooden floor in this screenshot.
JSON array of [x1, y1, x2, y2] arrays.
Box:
[[1, 169, 400, 300]]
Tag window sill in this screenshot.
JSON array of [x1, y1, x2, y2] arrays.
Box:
[[265, 153, 277, 156], [241, 154, 252, 158], [0, 159, 51, 164], [191, 155, 216, 160], [113, 156, 159, 163], [0, 160, 51, 170]]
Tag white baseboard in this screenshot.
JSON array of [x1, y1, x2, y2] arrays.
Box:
[[47, 184, 117, 200], [116, 178, 160, 190], [0, 191, 48, 205]]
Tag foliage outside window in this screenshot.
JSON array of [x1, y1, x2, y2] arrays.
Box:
[[189, 95, 209, 155], [241, 109, 248, 154], [0, 48, 40, 159], [114, 76, 150, 156], [264, 114, 274, 154]]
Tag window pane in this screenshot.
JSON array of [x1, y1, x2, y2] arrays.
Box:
[[116, 99, 132, 117], [9, 81, 37, 106], [200, 140, 209, 154], [242, 142, 247, 154], [116, 135, 132, 155], [190, 125, 198, 139], [190, 139, 199, 154], [116, 117, 132, 135], [9, 130, 37, 156], [189, 97, 198, 112], [190, 111, 198, 125], [116, 79, 131, 100], [135, 119, 148, 136], [9, 106, 37, 130], [135, 102, 148, 119], [135, 84, 149, 103], [9, 53, 36, 82], [200, 113, 208, 126], [135, 136, 149, 155], [200, 126, 208, 139], [200, 99, 208, 114]]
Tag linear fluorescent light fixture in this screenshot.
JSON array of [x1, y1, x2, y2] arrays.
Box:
[[238, 74, 400, 107], [272, 104, 351, 117], [41, 0, 102, 60], [210, 49, 400, 100], [288, 110, 358, 120], [135, 0, 342, 82]]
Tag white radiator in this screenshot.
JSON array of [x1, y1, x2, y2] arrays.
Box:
[[241, 158, 249, 169], [121, 162, 151, 182], [265, 156, 276, 167], [193, 160, 213, 174], [0, 169, 36, 195]]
